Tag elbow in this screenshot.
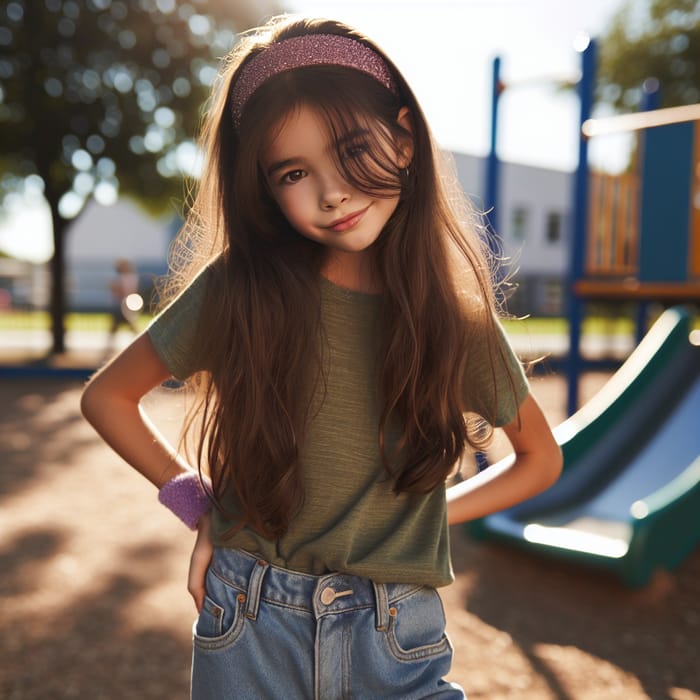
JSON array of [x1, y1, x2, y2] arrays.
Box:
[[81, 372, 112, 427], [80, 377, 99, 425], [542, 442, 563, 490], [80, 370, 144, 430]]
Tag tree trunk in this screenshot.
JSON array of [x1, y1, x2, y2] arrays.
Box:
[[48, 199, 67, 355]]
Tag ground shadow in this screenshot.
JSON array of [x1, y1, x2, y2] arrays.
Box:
[[0, 533, 192, 699], [0, 378, 94, 498], [451, 528, 700, 699], [0, 376, 194, 699], [0, 529, 66, 597]]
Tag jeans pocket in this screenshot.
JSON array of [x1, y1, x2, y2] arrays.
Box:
[[384, 587, 451, 662], [192, 570, 247, 651], [195, 596, 225, 639]]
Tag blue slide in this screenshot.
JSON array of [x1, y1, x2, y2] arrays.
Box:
[[469, 307, 700, 586]]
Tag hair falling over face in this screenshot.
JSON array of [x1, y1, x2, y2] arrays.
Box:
[[158, 15, 520, 539]]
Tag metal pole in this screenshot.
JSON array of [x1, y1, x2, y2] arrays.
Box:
[[567, 37, 596, 416], [634, 79, 661, 344], [484, 56, 502, 245]]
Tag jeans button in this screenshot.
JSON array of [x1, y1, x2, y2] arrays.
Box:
[[320, 587, 336, 605]]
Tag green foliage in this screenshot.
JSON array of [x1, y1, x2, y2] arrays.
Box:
[[0, 0, 255, 218], [0, 0, 282, 352], [597, 0, 700, 109]]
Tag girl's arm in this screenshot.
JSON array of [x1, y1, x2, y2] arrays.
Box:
[[82, 333, 212, 611], [446, 393, 562, 525], [80, 333, 191, 489]]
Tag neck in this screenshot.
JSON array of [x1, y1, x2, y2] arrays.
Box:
[[321, 250, 381, 294]]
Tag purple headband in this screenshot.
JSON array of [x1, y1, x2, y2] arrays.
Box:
[[230, 34, 399, 126]]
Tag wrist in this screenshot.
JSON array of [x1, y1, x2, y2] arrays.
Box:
[[158, 470, 212, 530]]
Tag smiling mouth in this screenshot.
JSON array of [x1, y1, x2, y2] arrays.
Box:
[[326, 206, 370, 232]]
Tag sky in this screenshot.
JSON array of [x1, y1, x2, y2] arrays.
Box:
[[1, 0, 629, 263], [288, 0, 629, 166]]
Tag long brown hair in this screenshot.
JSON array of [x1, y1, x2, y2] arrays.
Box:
[[163, 16, 517, 539]]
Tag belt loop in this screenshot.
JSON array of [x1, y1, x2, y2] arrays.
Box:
[[245, 558, 269, 620], [372, 582, 390, 631]]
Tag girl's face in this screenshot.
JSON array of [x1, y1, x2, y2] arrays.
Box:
[[261, 105, 409, 270]]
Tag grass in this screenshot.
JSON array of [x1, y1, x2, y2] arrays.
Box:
[[502, 311, 699, 334], [1, 310, 697, 335], [502, 316, 636, 336], [0, 311, 151, 332]]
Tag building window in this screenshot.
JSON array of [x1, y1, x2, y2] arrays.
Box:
[[511, 207, 528, 242], [546, 211, 562, 244], [541, 278, 563, 315]]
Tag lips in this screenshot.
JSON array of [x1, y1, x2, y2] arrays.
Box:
[[326, 205, 369, 232]]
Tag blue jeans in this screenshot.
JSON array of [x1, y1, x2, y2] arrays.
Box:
[[191, 548, 465, 699]]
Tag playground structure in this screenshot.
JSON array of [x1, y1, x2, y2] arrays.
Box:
[[484, 41, 700, 415], [570, 98, 700, 411], [579, 103, 700, 302], [481, 42, 700, 585], [469, 306, 700, 587]]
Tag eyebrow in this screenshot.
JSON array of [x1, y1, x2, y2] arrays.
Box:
[[266, 157, 299, 178], [265, 128, 371, 178]]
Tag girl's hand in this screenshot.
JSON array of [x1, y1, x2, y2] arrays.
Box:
[[188, 512, 213, 612]]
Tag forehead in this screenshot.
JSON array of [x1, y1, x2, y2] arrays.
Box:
[[263, 104, 331, 159], [260, 101, 390, 169]]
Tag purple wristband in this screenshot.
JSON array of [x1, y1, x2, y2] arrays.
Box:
[[158, 471, 212, 530]]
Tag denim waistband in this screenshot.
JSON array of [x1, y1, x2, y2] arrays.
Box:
[[209, 547, 424, 630]]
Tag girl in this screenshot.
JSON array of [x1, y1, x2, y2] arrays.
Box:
[[81, 15, 562, 699]]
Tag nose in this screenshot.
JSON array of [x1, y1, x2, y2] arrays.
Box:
[[319, 172, 351, 211]]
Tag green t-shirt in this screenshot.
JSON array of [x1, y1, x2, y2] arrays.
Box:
[[147, 264, 529, 588]]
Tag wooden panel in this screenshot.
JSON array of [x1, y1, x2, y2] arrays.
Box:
[[575, 279, 700, 300], [586, 171, 639, 277]]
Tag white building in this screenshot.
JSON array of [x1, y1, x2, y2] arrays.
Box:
[[0, 256, 49, 308], [64, 198, 179, 311], [453, 152, 572, 315]]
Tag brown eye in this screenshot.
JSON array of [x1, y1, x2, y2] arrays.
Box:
[[282, 169, 305, 184]]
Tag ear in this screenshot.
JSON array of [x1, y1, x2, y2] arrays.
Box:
[[395, 106, 414, 168]]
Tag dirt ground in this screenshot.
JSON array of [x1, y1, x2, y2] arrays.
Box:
[[1, 370, 698, 700]]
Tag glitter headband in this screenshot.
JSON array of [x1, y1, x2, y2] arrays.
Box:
[[230, 34, 399, 126]]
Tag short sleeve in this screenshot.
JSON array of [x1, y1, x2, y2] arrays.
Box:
[[462, 317, 530, 427], [147, 265, 212, 380]]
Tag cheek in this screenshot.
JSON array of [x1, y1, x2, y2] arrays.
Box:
[[377, 195, 401, 222], [275, 190, 310, 229]]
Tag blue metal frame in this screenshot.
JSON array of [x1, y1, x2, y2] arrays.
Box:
[[566, 38, 596, 416], [484, 56, 501, 244]]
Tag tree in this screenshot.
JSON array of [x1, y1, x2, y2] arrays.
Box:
[[597, 0, 700, 110], [0, 0, 282, 353]]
